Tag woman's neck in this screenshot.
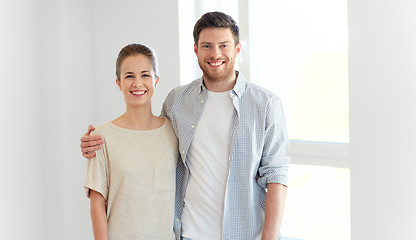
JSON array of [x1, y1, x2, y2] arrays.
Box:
[[112, 105, 164, 130]]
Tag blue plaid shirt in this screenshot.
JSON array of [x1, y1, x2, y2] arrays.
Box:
[[161, 72, 290, 240]]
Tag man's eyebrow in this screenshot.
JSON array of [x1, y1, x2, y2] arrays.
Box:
[[200, 41, 232, 45], [124, 72, 134, 75]]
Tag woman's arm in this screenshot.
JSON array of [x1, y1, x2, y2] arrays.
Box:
[[90, 189, 108, 240]]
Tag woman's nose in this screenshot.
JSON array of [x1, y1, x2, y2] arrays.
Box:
[[132, 79, 144, 87]]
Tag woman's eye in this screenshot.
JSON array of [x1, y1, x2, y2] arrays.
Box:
[[126, 75, 134, 78], [142, 74, 150, 78]]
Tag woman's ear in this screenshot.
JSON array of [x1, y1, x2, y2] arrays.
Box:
[[155, 77, 160, 88], [116, 78, 122, 90]]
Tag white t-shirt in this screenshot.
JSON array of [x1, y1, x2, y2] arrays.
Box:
[[84, 120, 178, 240], [181, 90, 234, 240]]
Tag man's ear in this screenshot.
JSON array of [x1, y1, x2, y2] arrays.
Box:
[[194, 43, 198, 55], [116, 78, 122, 90], [235, 42, 242, 56]]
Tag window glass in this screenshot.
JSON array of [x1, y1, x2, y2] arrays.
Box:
[[281, 164, 351, 240], [250, 0, 349, 143]]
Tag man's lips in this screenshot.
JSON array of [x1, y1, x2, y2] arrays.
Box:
[[208, 61, 225, 67]]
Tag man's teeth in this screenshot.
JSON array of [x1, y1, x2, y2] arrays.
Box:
[[209, 62, 223, 66]]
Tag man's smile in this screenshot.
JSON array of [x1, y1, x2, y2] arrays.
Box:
[[208, 61, 225, 67]]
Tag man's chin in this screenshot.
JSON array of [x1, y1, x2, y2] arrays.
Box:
[[202, 70, 234, 83]]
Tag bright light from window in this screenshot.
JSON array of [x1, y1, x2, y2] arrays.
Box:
[[250, 0, 349, 143], [281, 164, 351, 240]]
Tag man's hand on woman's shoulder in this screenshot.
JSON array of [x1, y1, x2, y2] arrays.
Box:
[[80, 125, 104, 159]]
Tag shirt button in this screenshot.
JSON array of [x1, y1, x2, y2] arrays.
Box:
[[191, 125, 195, 128], [182, 150, 185, 154], [200, 100, 204, 103]]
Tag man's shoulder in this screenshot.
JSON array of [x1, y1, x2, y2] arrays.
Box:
[[244, 81, 281, 102], [166, 78, 201, 100]]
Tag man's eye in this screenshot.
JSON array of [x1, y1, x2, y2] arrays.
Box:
[[202, 45, 210, 48], [221, 44, 228, 48], [126, 75, 134, 78]]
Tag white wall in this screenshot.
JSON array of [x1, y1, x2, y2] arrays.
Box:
[[0, 1, 43, 239], [38, 0, 94, 239], [0, 0, 180, 239], [91, 0, 180, 123], [349, 0, 416, 239]]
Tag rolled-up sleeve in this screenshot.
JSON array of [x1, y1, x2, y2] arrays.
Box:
[[257, 97, 290, 188]]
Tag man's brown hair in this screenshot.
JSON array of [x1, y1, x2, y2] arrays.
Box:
[[193, 11, 240, 46]]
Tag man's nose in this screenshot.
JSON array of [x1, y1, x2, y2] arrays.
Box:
[[210, 46, 221, 58]]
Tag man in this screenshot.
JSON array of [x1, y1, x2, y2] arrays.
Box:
[[81, 11, 289, 240]]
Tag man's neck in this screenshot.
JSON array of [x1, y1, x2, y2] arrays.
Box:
[[203, 72, 238, 92]]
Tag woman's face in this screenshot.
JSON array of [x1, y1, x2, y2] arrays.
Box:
[[117, 54, 159, 108]]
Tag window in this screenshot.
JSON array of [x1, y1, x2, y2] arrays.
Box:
[[249, 0, 349, 143], [247, 1, 350, 239], [282, 164, 350, 240]]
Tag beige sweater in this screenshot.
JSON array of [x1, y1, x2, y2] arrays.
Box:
[[84, 120, 178, 239]]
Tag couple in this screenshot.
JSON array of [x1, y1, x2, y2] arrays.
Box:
[[81, 11, 290, 240]]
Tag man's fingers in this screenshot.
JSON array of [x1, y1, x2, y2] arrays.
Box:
[[82, 145, 102, 154], [80, 124, 100, 159], [80, 138, 104, 148], [83, 152, 97, 159], [86, 125, 95, 135], [81, 135, 102, 142]]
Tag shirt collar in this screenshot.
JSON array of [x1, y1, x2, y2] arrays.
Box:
[[231, 71, 247, 99], [197, 71, 247, 98]]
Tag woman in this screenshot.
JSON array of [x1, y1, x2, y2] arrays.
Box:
[[84, 43, 178, 240]]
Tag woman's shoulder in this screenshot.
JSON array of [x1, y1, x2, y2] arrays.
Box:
[[90, 122, 113, 136], [161, 118, 175, 132]]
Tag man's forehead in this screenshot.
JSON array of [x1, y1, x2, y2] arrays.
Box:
[[198, 28, 234, 43]]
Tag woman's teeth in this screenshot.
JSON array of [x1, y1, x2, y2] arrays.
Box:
[[131, 90, 146, 95]]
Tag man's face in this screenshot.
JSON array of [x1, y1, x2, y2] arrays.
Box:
[[194, 27, 241, 83]]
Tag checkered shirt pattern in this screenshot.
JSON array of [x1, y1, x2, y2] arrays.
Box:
[[161, 72, 290, 240]]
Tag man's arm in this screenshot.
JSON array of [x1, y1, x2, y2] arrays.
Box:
[[80, 125, 104, 159], [89, 190, 108, 240], [257, 97, 290, 239], [261, 183, 287, 240]]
